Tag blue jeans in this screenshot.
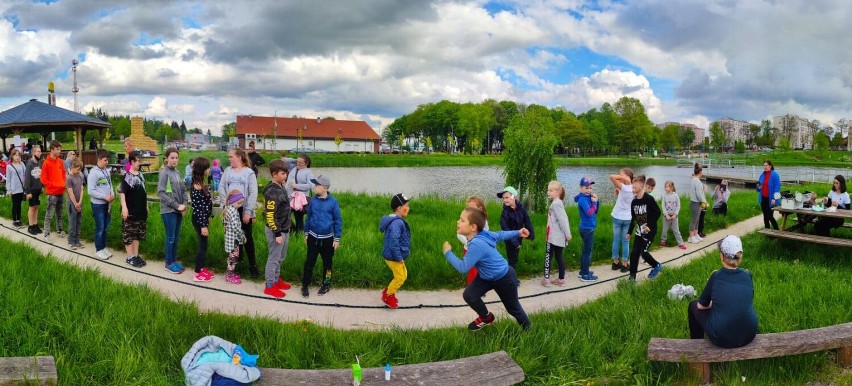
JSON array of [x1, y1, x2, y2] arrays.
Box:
[[579, 229, 594, 275], [92, 203, 111, 251], [611, 217, 630, 261], [162, 212, 183, 265]]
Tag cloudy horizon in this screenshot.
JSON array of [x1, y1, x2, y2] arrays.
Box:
[[2, 0, 851, 135]]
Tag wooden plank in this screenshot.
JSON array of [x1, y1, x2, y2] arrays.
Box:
[[647, 322, 852, 363], [257, 351, 524, 386], [0, 356, 57, 385], [759, 229, 852, 248]]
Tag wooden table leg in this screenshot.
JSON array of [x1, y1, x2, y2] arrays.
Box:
[[689, 362, 712, 384], [840, 346, 852, 367], [781, 213, 789, 231]]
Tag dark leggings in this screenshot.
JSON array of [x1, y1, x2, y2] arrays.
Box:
[[815, 217, 844, 236], [688, 300, 711, 339], [629, 234, 660, 279], [697, 208, 707, 235], [293, 210, 305, 232], [544, 243, 565, 280], [11, 193, 24, 222], [760, 197, 779, 229], [192, 223, 209, 273], [302, 235, 335, 288], [237, 207, 257, 270], [464, 267, 530, 330], [506, 244, 520, 268]]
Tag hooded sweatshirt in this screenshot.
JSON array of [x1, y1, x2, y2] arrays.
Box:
[[157, 165, 187, 214], [40, 156, 66, 196], [263, 181, 292, 237], [218, 167, 258, 218], [444, 230, 519, 281], [304, 193, 342, 242], [499, 199, 535, 248], [546, 198, 571, 247], [23, 156, 43, 194], [380, 214, 411, 261], [87, 165, 114, 205], [574, 192, 599, 230]]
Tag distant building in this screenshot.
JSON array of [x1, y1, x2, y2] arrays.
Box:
[[656, 121, 705, 147], [186, 133, 210, 145], [772, 114, 814, 149], [235, 115, 381, 153], [712, 118, 751, 145]]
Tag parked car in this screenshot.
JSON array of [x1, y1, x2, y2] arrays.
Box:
[[289, 147, 328, 153]]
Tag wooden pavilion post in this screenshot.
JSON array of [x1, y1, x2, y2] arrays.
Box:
[[98, 128, 104, 149], [1, 133, 7, 154], [75, 127, 83, 154]]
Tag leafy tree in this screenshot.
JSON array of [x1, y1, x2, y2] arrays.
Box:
[[747, 124, 760, 146], [557, 113, 591, 154], [734, 140, 745, 154], [334, 133, 343, 152], [778, 138, 792, 151], [677, 126, 696, 150], [757, 119, 774, 147], [830, 132, 845, 148], [659, 124, 679, 152], [502, 105, 557, 211], [613, 97, 653, 154], [180, 120, 187, 136], [221, 122, 236, 142], [456, 102, 494, 154], [709, 121, 726, 151], [813, 131, 830, 157]]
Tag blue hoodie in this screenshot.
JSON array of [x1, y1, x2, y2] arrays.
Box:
[[444, 230, 518, 281], [380, 214, 410, 261], [304, 193, 343, 242], [574, 192, 599, 230]]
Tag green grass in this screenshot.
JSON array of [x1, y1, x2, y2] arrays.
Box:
[[718, 149, 851, 168], [0, 190, 761, 290], [1, 230, 850, 385]]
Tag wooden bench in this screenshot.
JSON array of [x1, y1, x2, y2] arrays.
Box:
[[256, 351, 524, 385], [758, 228, 852, 248], [648, 322, 852, 384], [0, 356, 57, 385]]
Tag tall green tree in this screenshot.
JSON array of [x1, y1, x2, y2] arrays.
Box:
[[502, 105, 558, 211], [456, 102, 494, 154], [659, 124, 680, 152], [677, 126, 696, 150], [613, 97, 653, 154], [709, 121, 726, 151], [558, 113, 592, 154]]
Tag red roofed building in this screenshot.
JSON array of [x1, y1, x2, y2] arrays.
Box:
[[235, 115, 381, 153]]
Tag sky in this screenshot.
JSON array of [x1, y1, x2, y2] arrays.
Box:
[[2, 0, 852, 136]]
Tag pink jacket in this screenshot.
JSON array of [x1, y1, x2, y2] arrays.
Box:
[[290, 191, 308, 211]]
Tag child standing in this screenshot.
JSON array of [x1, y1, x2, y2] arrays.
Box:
[[40, 140, 66, 238], [443, 207, 531, 331], [158, 147, 188, 273], [609, 168, 634, 272], [185, 158, 194, 190], [712, 180, 730, 216], [190, 157, 214, 282], [24, 145, 43, 235], [118, 151, 149, 268], [457, 196, 489, 285], [661, 181, 687, 250], [498, 186, 535, 270], [88, 149, 114, 259], [65, 159, 85, 249], [542, 181, 571, 287], [6, 149, 26, 228], [626, 175, 664, 280], [301, 175, 342, 298], [574, 176, 599, 282], [210, 159, 223, 193], [645, 178, 658, 201], [223, 189, 247, 284], [262, 160, 293, 298], [380, 193, 411, 308]]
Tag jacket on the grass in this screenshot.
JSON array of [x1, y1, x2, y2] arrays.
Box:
[[181, 335, 261, 386], [444, 230, 519, 281], [499, 199, 535, 248], [263, 182, 292, 237], [380, 214, 411, 261], [304, 193, 342, 242]]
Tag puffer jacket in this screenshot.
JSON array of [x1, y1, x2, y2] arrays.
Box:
[[181, 335, 261, 386], [380, 214, 411, 261]]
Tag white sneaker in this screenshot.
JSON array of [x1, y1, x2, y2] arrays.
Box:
[[696, 236, 703, 242], [94, 250, 109, 260], [103, 249, 113, 258]]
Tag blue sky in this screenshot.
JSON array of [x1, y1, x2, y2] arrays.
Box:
[[2, 0, 851, 135]]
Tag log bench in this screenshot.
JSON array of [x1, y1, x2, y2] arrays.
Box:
[[759, 228, 852, 248], [648, 322, 852, 384], [256, 351, 524, 385], [0, 356, 57, 385]]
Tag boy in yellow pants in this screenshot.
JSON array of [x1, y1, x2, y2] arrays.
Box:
[[379, 193, 411, 309]]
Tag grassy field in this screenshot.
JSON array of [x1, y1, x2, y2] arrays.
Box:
[[0, 230, 849, 385], [0, 187, 762, 289]]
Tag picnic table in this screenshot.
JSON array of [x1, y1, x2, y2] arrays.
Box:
[[758, 207, 852, 248], [106, 162, 152, 175]]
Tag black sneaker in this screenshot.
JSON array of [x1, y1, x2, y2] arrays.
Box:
[[249, 266, 260, 279], [620, 264, 630, 273], [34, 225, 43, 234], [318, 281, 331, 296], [468, 312, 495, 331], [699, 233, 706, 238], [27, 225, 37, 235], [301, 287, 310, 298], [126, 256, 145, 268], [611, 262, 621, 270]]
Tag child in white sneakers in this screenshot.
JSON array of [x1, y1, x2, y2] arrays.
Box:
[[661, 181, 687, 250], [542, 180, 571, 287], [223, 189, 247, 284]]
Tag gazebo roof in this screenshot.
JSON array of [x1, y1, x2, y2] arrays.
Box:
[[0, 98, 110, 133]]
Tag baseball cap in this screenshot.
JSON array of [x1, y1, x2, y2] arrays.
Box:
[[718, 235, 743, 259], [310, 175, 331, 188], [580, 176, 595, 187], [391, 193, 410, 211], [496, 186, 519, 198]]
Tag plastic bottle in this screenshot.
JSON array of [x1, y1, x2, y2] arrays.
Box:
[[385, 363, 391, 381], [352, 362, 362, 386]]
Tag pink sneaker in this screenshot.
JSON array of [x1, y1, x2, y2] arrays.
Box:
[[193, 272, 212, 282], [678, 244, 687, 250], [660, 241, 667, 246], [225, 273, 242, 284], [200, 268, 215, 278]]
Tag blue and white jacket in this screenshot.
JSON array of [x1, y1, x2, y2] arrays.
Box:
[[305, 193, 343, 242], [380, 214, 411, 261]]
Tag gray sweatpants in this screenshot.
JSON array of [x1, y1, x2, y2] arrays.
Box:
[[661, 216, 684, 245], [67, 202, 82, 245], [44, 194, 64, 234], [264, 227, 291, 286]]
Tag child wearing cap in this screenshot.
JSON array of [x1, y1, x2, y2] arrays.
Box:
[[542, 181, 571, 287], [688, 235, 758, 348], [301, 175, 343, 298], [498, 186, 535, 272], [379, 193, 411, 308], [574, 176, 599, 282]]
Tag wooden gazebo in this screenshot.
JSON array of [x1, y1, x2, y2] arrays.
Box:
[[0, 98, 111, 155]]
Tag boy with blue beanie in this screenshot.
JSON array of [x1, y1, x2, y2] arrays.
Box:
[[574, 176, 599, 281], [379, 193, 411, 309]]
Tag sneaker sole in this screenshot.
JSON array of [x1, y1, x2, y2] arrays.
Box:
[[165, 266, 184, 274]]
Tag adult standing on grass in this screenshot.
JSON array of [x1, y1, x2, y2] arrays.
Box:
[[247, 141, 265, 176], [118, 151, 149, 268], [756, 160, 780, 230], [688, 163, 707, 243], [158, 147, 188, 273], [497, 186, 535, 272], [814, 175, 850, 236], [24, 145, 43, 235], [609, 168, 634, 272], [88, 149, 114, 260], [688, 235, 757, 348], [218, 147, 260, 278], [7, 149, 27, 229], [40, 140, 66, 238], [285, 153, 314, 233]]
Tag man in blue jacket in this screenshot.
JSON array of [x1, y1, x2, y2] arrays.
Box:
[[498, 186, 535, 271]]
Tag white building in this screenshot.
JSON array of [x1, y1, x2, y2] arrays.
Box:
[[771, 114, 813, 149], [236, 115, 381, 153], [712, 118, 751, 145]]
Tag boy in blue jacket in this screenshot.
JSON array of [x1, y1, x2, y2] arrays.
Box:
[[301, 175, 343, 297], [574, 176, 599, 282], [379, 193, 411, 309], [443, 207, 531, 331]]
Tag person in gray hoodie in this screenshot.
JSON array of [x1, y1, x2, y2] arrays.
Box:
[[6, 149, 27, 229], [543, 181, 571, 287], [24, 145, 43, 234], [218, 147, 260, 278], [158, 147, 188, 273], [87, 149, 115, 259], [284, 153, 314, 233]]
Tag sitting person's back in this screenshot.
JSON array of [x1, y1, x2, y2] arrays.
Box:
[[688, 235, 758, 348]]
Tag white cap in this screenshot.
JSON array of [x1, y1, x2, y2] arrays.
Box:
[[718, 235, 743, 259]]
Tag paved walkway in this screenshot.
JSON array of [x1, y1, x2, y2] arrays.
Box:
[[0, 215, 766, 331]]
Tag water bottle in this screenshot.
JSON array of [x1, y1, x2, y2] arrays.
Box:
[[352, 362, 362, 386], [385, 363, 391, 381]]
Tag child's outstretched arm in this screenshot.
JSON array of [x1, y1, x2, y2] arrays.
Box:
[[443, 241, 477, 273]]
